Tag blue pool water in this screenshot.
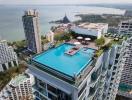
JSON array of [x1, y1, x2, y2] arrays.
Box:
[[33, 43, 95, 77]]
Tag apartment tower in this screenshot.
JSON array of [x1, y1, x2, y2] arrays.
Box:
[[117, 37, 132, 99], [22, 10, 42, 53]]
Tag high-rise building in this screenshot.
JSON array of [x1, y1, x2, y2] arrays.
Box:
[[22, 9, 42, 53], [117, 37, 132, 99], [0, 40, 18, 72], [118, 19, 132, 36], [27, 40, 123, 100], [0, 73, 34, 100]]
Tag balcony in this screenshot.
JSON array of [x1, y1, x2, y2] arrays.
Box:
[[88, 87, 96, 99], [102, 67, 107, 76], [115, 54, 120, 59], [108, 64, 112, 70], [100, 75, 106, 83], [102, 94, 106, 100], [106, 72, 111, 82], [114, 60, 118, 65], [33, 85, 47, 97], [90, 71, 101, 87], [98, 87, 104, 96], [99, 81, 104, 88]]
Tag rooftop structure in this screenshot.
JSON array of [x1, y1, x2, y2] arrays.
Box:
[[0, 74, 34, 100], [71, 23, 108, 39], [0, 40, 18, 72], [78, 23, 108, 30], [22, 9, 42, 53]]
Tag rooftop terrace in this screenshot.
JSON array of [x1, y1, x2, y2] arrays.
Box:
[[31, 43, 95, 85], [10, 74, 29, 86], [78, 23, 108, 30]]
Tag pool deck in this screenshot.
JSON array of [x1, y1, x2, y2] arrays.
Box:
[[67, 39, 98, 50], [30, 43, 95, 84]]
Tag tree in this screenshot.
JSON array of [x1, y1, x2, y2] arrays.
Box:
[[54, 32, 72, 42], [95, 37, 105, 48], [41, 35, 46, 40], [41, 39, 49, 45]]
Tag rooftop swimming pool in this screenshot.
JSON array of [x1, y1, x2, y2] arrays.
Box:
[[32, 43, 95, 77]]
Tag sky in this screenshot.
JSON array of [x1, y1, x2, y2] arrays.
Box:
[[0, 0, 132, 5]]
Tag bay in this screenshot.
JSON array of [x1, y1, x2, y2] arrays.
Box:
[[0, 5, 125, 41]]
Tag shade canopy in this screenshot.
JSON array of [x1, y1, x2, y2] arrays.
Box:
[[77, 36, 83, 39], [74, 42, 81, 45], [85, 38, 91, 41]]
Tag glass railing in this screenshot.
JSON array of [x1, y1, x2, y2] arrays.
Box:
[[33, 85, 47, 97], [91, 68, 102, 81]]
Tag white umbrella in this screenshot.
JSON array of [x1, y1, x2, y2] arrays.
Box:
[[115, 38, 119, 41], [77, 36, 83, 40], [74, 42, 81, 45], [85, 38, 91, 41]]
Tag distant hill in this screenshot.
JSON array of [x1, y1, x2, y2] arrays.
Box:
[[75, 4, 132, 10]]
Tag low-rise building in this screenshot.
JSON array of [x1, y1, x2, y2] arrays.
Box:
[[71, 23, 108, 39], [46, 31, 54, 43], [0, 40, 18, 72]]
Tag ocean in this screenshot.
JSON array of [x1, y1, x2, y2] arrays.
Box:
[[0, 5, 125, 42]]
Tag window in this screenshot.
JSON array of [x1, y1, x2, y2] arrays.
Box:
[[47, 84, 57, 94], [8, 62, 12, 68], [13, 61, 17, 66], [2, 64, 7, 71], [38, 80, 46, 89]]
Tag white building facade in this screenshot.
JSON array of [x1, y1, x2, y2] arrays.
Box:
[[0, 40, 18, 72], [0, 73, 34, 100], [46, 31, 54, 43], [71, 23, 108, 39]]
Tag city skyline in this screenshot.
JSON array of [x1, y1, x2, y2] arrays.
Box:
[[0, 0, 132, 5]]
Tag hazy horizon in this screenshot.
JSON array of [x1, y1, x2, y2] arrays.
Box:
[[0, 0, 132, 5]]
